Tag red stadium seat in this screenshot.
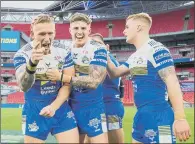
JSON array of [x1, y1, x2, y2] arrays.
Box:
[[183, 92, 194, 104], [1, 9, 190, 39], [150, 9, 186, 34], [7, 92, 24, 104]]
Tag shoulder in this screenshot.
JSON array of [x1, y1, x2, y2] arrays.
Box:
[[52, 40, 72, 56], [147, 39, 169, 54], [14, 42, 32, 59], [89, 40, 106, 50]]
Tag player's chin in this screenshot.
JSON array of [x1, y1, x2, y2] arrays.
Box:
[[76, 39, 86, 47]]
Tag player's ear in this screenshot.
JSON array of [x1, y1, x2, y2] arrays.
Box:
[[89, 27, 91, 34], [137, 25, 142, 32], [30, 31, 34, 40]]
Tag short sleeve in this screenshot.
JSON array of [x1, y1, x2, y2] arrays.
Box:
[[62, 52, 74, 69], [13, 44, 31, 70], [150, 47, 174, 71], [109, 53, 119, 67], [122, 57, 130, 68], [90, 47, 107, 67]]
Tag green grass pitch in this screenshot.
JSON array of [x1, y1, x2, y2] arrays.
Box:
[[1, 107, 194, 143]]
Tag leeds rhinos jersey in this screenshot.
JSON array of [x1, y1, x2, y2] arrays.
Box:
[[13, 41, 72, 101], [122, 39, 174, 108], [103, 53, 121, 102], [65, 40, 107, 110]]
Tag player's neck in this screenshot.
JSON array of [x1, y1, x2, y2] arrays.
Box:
[[73, 38, 90, 48], [133, 34, 150, 50]]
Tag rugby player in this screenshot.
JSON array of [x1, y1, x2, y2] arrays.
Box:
[[13, 14, 79, 143], [90, 33, 125, 143], [46, 13, 108, 143], [106, 13, 191, 143]]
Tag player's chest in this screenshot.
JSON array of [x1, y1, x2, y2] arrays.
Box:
[[71, 48, 94, 66], [128, 53, 149, 76]]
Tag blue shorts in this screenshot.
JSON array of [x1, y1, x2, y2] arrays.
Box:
[[104, 101, 124, 131], [24, 100, 77, 140], [132, 104, 176, 143], [72, 102, 107, 137]]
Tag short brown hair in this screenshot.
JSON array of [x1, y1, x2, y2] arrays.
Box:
[[69, 13, 92, 24], [126, 13, 152, 28], [30, 14, 54, 38]]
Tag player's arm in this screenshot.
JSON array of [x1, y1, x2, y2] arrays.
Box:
[[158, 66, 191, 141], [40, 51, 75, 117], [71, 64, 106, 89], [15, 63, 36, 92], [69, 47, 108, 89], [40, 67, 75, 117], [107, 55, 130, 79], [14, 41, 44, 92], [151, 47, 190, 142]]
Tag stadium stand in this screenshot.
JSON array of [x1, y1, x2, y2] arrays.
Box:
[[7, 92, 24, 104], [183, 92, 194, 104], [150, 9, 187, 34], [1, 7, 194, 105], [1, 8, 194, 39]]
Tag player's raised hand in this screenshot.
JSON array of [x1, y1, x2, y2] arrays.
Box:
[[30, 40, 45, 64], [173, 119, 191, 142], [39, 105, 55, 117], [46, 69, 61, 81]]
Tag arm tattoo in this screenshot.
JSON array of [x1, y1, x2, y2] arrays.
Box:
[[16, 64, 35, 92], [158, 66, 177, 82], [71, 65, 106, 89]]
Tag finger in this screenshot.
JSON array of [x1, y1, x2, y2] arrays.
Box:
[[177, 132, 183, 142], [33, 40, 41, 50], [185, 131, 190, 139], [189, 128, 191, 137], [181, 132, 187, 141], [36, 48, 45, 53], [39, 109, 46, 115]]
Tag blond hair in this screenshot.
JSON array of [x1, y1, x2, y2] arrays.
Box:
[[30, 14, 54, 39], [69, 13, 92, 24], [90, 33, 104, 41], [126, 13, 152, 28]]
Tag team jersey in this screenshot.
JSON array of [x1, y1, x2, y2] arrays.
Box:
[[13, 41, 72, 101], [65, 40, 107, 110], [122, 39, 174, 108], [103, 53, 121, 102]]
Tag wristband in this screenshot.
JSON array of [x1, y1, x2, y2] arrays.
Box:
[[26, 66, 36, 74], [60, 72, 64, 82], [29, 59, 38, 67], [26, 59, 37, 72]]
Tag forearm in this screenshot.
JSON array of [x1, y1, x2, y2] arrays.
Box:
[[159, 66, 186, 120], [166, 75, 185, 119], [107, 59, 121, 78], [50, 85, 70, 111], [16, 64, 36, 92], [71, 76, 101, 89]]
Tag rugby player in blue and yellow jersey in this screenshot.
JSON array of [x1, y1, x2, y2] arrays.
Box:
[[90, 33, 125, 143], [46, 13, 108, 143], [13, 14, 79, 143], [107, 13, 191, 143]]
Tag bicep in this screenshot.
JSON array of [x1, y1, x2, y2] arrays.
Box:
[[89, 64, 107, 82], [158, 66, 177, 83]]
